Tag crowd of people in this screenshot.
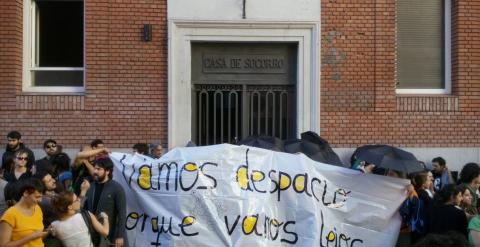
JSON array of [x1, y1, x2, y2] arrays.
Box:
[[1, 130, 480, 247], [352, 154, 480, 247], [0, 131, 162, 247]]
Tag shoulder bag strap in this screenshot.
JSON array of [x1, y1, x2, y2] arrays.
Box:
[[80, 209, 95, 236]]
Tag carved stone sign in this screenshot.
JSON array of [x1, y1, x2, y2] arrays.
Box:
[[191, 43, 296, 84], [202, 54, 287, 74]]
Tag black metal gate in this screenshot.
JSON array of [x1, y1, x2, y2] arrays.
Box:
[[191, 43, 297, 145], [193, 84, 295, 145]]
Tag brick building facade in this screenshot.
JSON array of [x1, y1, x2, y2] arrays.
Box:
[[321, 0, 479, 147], [0, 0, 479, 169], [0, 0, 168, 147]]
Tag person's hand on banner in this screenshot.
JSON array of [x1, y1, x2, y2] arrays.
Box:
[[115, 238, 123, 247], [406, 184, 415, 198]]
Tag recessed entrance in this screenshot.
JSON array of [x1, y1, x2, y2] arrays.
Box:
[[168, 21, 319, 148], [191, 43, 298, 145]]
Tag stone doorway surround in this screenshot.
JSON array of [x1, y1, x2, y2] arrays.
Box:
[[168, 20, 320, 148]]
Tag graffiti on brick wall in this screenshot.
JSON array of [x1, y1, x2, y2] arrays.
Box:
[[323, 30, 347, 81]]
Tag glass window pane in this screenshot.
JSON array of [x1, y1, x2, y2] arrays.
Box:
[[32, 70, 83, 86], [37, 1, 83, 67]]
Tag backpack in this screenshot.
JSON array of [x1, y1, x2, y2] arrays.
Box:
[[80, 210, 113, 247], [399, 194, 426, 235]]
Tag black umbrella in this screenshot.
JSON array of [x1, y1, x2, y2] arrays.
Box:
[[353, 144, 384, 157], [355, 145, 423, 174], [284, 138, 344, 167], [300, 131, 344, 167], [301, 131, 331, 148], [351, 144, 384, 166], [237, 135, 284, 151]]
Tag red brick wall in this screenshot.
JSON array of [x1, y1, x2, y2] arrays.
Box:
[[320, 0, 480, 147], [0, 0, 168, 148], [0, 0, 22, 109]]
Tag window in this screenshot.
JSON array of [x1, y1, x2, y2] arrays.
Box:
[[396, 0, 451, 94], [23, 0, 84, 93]]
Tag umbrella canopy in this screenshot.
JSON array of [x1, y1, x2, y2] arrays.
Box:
[[300, 131, 344, 167], [351, 144, 384, 167], [237, 135, 284, 151], [355, 145, 423, 174], [300, 131, 331, 148], [284, 138, 344, 167]]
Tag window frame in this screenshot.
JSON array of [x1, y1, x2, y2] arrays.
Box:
[[395, 0, 452, 95], [22, 0, 85, 93]]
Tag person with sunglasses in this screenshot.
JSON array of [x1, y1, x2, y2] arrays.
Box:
[[34, 139, 59, 175], [1, 131, 35, 171], [3, 150, 32, 184], [3, 150, 34, 207]]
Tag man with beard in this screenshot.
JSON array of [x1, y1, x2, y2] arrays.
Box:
[[35, 139, 59, 174], [432, 157, 454, 192], [34, 169, 91, 246], [1, 131, 35, 170], [83, 156, 126, 247], [72, 144, 109, 195]]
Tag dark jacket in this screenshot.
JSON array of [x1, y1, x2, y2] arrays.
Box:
[[2, 143, 35, 170], [4, 170, 32, 183], [3, 171, 32, 204], [83, 179, 127, 244], [35, 156, 55, 175], [39, 195, 58, 227], [426, 204, 468, 236]]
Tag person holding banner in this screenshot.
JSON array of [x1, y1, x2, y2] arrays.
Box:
[[411, 172, 434, 243], [391, 169, 422, 247], [83, 157, 126, 247], [51, 191, 109, 247], [72, 145, 109, 196]]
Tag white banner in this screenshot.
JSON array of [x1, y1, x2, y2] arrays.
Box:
[[111, 144, 408, 247]]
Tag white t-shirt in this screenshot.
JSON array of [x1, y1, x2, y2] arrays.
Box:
[[52, 213, 93, 247]]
